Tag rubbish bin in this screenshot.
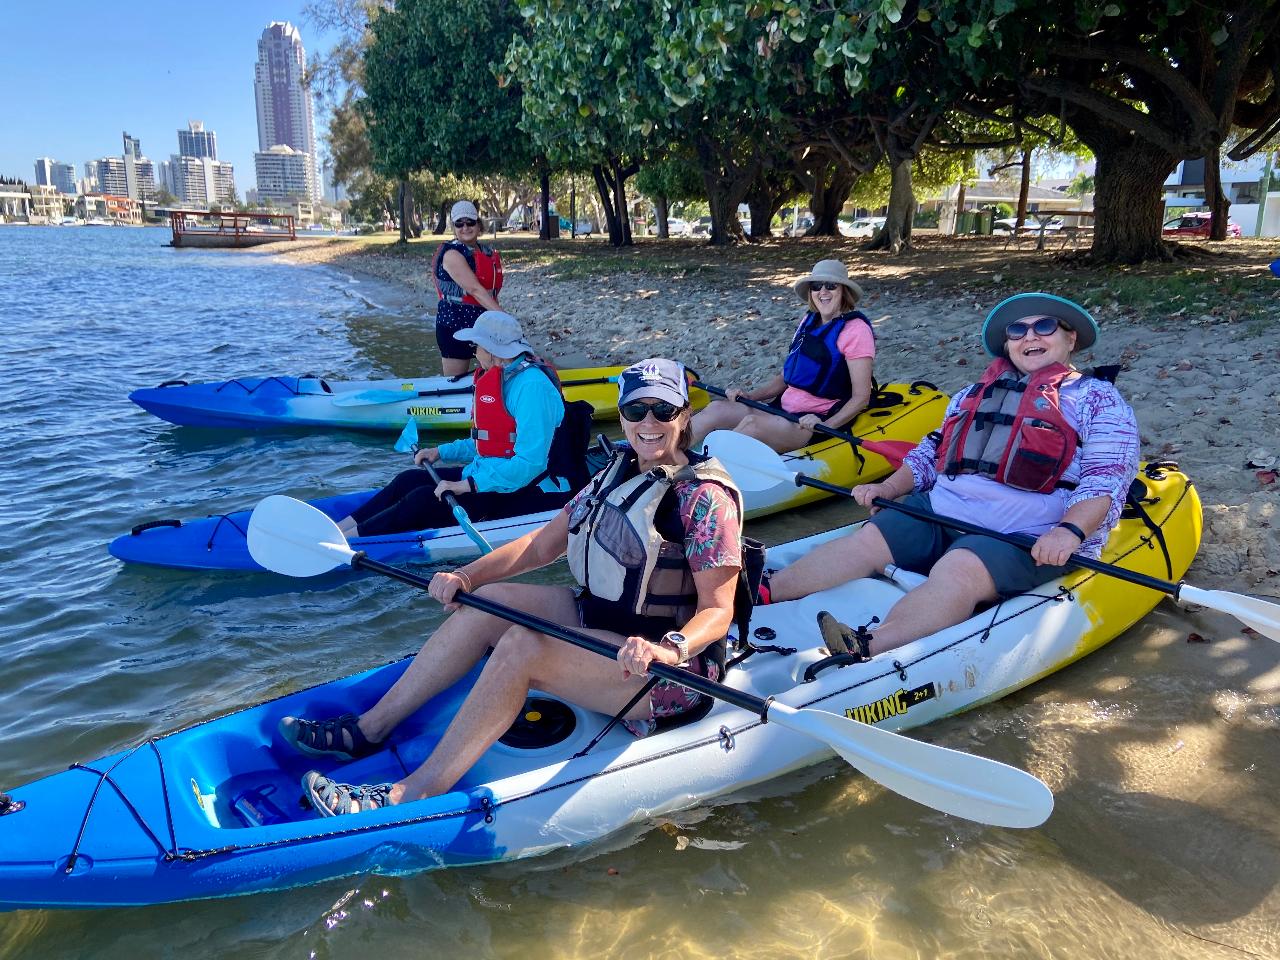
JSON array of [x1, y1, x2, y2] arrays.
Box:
[[976, 210, 994, 235], [955, 211, 977, 235]]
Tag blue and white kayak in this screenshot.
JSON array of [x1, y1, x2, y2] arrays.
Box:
[[0, 464, 1200, 908], [107, 490, 558, 571], [128, 366, 629, 432]]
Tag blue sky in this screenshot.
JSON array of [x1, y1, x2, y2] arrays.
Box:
[[0, 2, 342, 191]]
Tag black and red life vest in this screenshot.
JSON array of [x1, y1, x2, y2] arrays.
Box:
[[933, 358, 1080, 494], [433, 240, 503, 306], [471, 356, 561, 458]]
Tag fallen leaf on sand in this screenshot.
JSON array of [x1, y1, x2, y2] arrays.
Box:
[[1257, 470, 1276, 486], [1186, 632, 1211, 644]]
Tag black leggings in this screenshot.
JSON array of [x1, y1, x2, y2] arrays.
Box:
[[349, 466, 571, 536]]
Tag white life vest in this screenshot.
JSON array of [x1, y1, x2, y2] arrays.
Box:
[[566, 450, 742, 626]]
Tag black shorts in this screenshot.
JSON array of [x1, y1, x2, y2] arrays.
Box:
[[434, 301, 484, 360], [869, 492, 1072, 598]]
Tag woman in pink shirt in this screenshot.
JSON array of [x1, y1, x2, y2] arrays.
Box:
[[690, 259, 875, 452]]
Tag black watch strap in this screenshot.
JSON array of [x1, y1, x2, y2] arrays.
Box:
[[1056, 521, 1086, 542]]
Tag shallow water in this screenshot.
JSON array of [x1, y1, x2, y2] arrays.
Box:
[[0, 227, 1276, 959]]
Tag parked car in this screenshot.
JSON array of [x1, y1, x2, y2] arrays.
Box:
[[1162, 211, 1242, 238], [690, 216, 714, 237], [993, 215, 1063, 234], [782, 215, 814, 237], [840, 216, 886, 238]]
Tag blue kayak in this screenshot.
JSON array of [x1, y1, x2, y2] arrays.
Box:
[[108, 491, 558, 571]]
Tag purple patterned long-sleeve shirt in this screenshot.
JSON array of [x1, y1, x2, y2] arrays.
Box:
[[902, 375, 1140, 558]]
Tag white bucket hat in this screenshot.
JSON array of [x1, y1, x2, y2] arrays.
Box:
[[450, 200, 480, 223], [792, 259, 864, 302], [455, 311, 534, 359]]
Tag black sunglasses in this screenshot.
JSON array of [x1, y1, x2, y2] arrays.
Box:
[[453, 218, 479, 228], [1005, 316, 1067, 341], [810, 281, 841, 292], [619, 400, 682, 423]]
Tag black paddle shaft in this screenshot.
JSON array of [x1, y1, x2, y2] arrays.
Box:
[[420, 459, 465, 512], [867, 496, 1184, 599], [693, 380, 866, 447], [350, 552, 772, 717]]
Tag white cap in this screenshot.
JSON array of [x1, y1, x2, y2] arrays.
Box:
[[450, 200, 479, 222]]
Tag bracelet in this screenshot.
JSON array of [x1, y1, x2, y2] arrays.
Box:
[[452, 569, 473, 593], [1056, 521, 1086, 543]]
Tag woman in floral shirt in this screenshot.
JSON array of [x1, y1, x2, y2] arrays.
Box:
[[279, 359, 744, 816]]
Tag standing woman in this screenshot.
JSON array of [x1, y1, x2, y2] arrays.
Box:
[[433, 200, 503, 377], [689, 259, 875, 452]]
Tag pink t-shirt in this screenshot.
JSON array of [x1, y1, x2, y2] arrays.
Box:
[[779, 317, 876, 414]]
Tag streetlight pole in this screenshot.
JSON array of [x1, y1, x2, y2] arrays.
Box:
[[1254, 151, 1274, 238]]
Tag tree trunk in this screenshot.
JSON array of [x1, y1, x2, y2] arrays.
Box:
[[396, 179, 415, 244], [610, 158, 634, 246], [867, 153, 914, 253], [807, 163, 855, 236], [538, 170, 559, 240], [695, 135, 760, 246], [1016, 149, 1031, 228], [434, 201, 447, 234], [1085, 133, 1178, 262], [655, 194, 670, 239], [592, 163, 625, 246], [1205, 147, 1229, 241], [746, 177, 784, 240]]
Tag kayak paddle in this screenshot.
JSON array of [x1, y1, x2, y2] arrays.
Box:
[[334, 373, 620, 408], [706, 431, 1280, 644], [393, 418, 419, 453], [692, 380, 917, 467], [246, 494, 1056, 829], [420, 460, 493, 555]]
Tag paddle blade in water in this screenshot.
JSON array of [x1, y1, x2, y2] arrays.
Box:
[[247, 495, 357, 577], [703, 431, 796, 491], [393, 418, 419, 453], [767, 703, 1055, 828], [1178, 585, 1280, 643]]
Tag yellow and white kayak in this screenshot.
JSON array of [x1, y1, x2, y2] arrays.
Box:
[[742, 381, 948, 519]]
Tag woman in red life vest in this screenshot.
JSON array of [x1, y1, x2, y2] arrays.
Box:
[[689, 259, 876, 452], [433, 200, 504, 377], [760, 293, 1139, 659], [335, 312, 575, 538], [280, 359, 746, 816]]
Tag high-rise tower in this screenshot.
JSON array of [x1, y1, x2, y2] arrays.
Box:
[[253, 21, 319, 201]]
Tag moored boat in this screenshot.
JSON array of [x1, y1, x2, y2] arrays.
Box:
[[0, 462, 1200, 909]]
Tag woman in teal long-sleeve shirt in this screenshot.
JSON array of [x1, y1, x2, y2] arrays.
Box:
[[338, 312, 578, 538]]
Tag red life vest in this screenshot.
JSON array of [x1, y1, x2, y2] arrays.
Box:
[[432, 240, 504, 307], [933, 358, 1080, 494], [471, 356, 561, 458]]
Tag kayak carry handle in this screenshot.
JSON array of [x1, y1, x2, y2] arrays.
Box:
[[131, 519, 183, 536]]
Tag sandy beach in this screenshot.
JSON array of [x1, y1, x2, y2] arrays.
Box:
[[276, 232, 1279, 596]]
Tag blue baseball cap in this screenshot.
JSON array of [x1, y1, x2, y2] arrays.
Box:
[[618, 358, 689, 407], [982, 293, 1098, 358]]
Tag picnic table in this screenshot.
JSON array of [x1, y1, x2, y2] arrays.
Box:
[[1003, 210, 1095, 251]]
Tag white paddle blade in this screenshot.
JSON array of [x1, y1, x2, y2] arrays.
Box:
[[768, 703, 1054, 829], [247, 495, 358, 578], [1178, 585, 1280, 643], [703, 431, 796, 491]]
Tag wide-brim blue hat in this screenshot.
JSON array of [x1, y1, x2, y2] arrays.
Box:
[[982, 293, 1098, 358]]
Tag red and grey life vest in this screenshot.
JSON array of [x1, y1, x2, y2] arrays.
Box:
[[433, 239, 503, 306], [471, 355, 562, 458], [934, 358, 1080, 494], [566, 450, 742, 631], [781, 310, 872, 401]]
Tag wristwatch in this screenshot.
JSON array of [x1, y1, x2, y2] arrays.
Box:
[[660, 631, 690, 662]]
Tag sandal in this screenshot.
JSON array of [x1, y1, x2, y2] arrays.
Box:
[[279, 713, 380, 761], [302, 771, 395, 817]]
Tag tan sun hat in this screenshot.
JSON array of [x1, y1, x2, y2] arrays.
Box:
[[792, 259, 863, 303]]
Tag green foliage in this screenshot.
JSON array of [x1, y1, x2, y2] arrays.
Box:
[[362, 0, 533, 178], [1067, 172, 1095, 197], [635, 155, 705, 204]]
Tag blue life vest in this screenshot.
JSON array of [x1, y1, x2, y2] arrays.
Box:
[[781, 310, 873, 401]]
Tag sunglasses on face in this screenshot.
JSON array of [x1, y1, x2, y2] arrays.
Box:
[[811, 282, 841, 292], [1005, 316, 1067, 341], [619, 400, 682, 423], [453, 218, 478, 228]]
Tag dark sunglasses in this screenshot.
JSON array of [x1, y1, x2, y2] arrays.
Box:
[[1005, 316, 1067, 341], [619, 400, 682, 423], [453, 218, 479, 228], [810, 281, 842, 292]]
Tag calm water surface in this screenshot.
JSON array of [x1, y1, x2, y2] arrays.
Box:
[[0, 227, 1276, 959]]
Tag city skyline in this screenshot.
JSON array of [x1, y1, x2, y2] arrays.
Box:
[[0, 3, 339, 196]]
